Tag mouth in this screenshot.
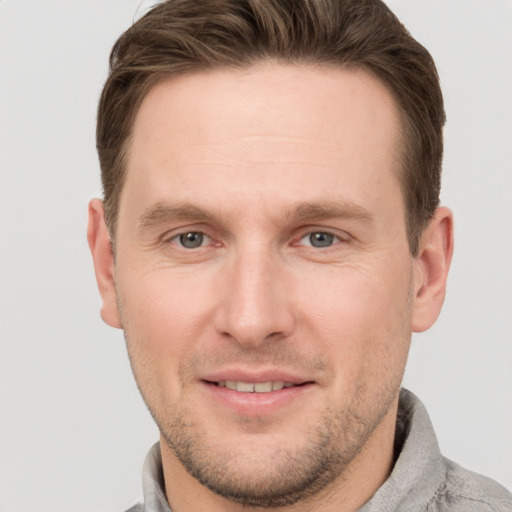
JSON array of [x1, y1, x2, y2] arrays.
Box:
[[201, 376, 316, 415], [204, 380, 312, 393]]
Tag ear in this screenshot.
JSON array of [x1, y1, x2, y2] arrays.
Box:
[[411, 206, 454, 332], [87, 199, 122, 329]]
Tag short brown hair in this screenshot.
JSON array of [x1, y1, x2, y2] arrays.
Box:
[[97, 0, 445, 255]]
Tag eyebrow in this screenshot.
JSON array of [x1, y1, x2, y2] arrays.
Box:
[[138, 203, 218, 230], [138, 199, 374, 231], [288, 201, 374, 223]]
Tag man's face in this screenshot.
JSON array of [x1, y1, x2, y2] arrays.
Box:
[[104, 64, 420, 506]]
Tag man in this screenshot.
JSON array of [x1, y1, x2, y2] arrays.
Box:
[[87, 0, 512, 510]]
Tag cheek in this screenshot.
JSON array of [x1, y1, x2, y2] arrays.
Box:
[[116, 271, 209, 392], [118, 287, 200, 423], [298, 257, 412, 325], [294, 259, 413, 375]]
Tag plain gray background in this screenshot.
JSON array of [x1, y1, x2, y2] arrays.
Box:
[[1, 1, 511, 511]]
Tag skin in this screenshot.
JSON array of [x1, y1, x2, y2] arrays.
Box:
[[88, 63, 453, 511]]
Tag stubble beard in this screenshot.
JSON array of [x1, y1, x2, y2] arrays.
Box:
[[158, 392, 396, 508], [119, 288, 412, 508], [122, 336, 408, 509], [131, 343, 404, 511]]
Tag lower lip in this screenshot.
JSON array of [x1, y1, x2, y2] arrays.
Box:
[[201, 381, 315, 416]]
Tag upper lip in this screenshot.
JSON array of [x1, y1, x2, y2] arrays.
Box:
[[201, 369, 313, 385]]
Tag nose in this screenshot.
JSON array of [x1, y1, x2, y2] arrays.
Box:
[[213, 248, 296, 347]]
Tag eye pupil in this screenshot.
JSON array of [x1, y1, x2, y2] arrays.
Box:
[[179, 232, 204, 248], [309, 232, 334, 248]]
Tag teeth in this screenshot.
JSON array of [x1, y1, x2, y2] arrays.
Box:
[[218, 380, 293, 393], [254, 382, 272, 392], [237, 382, 255, 393]]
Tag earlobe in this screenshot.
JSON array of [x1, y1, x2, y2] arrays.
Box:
[[411, 207, 454, 333], [87, 199, 122, 329]]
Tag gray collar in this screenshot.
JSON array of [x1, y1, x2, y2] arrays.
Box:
[[359, 388, 445, 511]]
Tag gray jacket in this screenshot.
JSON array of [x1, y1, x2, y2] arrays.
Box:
[[127, 389, 512, 511]]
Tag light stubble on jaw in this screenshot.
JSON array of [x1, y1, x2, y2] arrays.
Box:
[[117, 278, 414, 508], [119, 321, 409, 507], [156, 362, 401, 509]]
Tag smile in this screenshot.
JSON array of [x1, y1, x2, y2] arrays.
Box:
[[216, 381, 297, 393], [202, 378, 315, 415]]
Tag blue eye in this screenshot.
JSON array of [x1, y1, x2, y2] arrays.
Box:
[[176, 232, 208, 248], [300, 232, 338, 248]]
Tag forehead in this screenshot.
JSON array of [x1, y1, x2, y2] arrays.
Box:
[[121, 63, 403, 222]]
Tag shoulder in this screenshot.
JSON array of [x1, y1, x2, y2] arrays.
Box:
[[431, 457, 512, 512]]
